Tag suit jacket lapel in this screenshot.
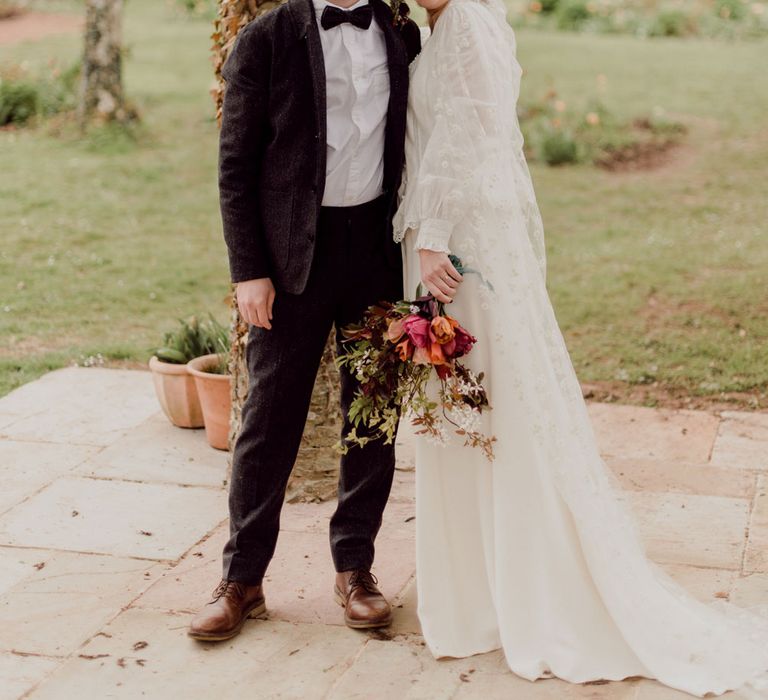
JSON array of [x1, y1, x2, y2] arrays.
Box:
[[289, 0, 327, 204], [371, 0, 408, 193]]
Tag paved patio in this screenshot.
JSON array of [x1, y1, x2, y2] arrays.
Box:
[[1, 368, 767, 699]]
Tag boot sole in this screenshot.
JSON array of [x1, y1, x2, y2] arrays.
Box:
[[187, 600, 267, 642], [334, 588, 392, 630]]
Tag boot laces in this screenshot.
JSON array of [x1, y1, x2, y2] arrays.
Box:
[[210, 579, 245, 603], [348, 569, 379, 594]]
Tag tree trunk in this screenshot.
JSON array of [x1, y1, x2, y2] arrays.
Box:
[[79, 0, 130, 125], [213, 0, 342, 501]]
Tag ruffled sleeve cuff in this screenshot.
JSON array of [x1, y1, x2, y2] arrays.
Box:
[[414, 218, 453, 253]]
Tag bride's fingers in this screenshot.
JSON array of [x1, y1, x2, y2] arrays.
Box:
[[428, 284, 453, 304], [445, 263, 463, 283], [429, 277, 456, 301], [441, 275, 459, 289]]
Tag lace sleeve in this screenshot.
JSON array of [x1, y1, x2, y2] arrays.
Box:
[[406, 2, 522, 253]]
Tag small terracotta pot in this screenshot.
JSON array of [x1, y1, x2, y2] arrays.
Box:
[[148, 356, 204, 429], [187, 354, 232, 451]]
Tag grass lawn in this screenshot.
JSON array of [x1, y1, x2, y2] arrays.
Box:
[[1, 0, 767, 408]]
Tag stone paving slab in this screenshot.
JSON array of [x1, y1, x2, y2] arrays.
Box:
[[0, 653, 60, 700], [1, 368, 768, 699], [710, 412, 768, 472], [587, 403, 720, 463], [0, 547, 164, 657], [0, 476, 226, 560], [0, 412, 20, 431], [627, 491, 750, 570], [74, 414, 228, 488], [744, 475, 768, 574], [607, 456, 756, 500], [0, 440, 99, 517], [0, 368, 158, 447], [25, 608, 364, 700]]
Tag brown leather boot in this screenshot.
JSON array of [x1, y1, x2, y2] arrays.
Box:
[[334, 569, 392, 630], [187, 579, 266, 642]]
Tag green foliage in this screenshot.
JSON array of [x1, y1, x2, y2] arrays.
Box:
[[155, 315, 228, 364], [0, 62, 79, 126], [519, 92, 686, 168], [0, 79, 38, 125], [541, 129, 581, 165], [3, 0, 768, 408], [173, 0, 216, 19], [714, 0, 746, 20], [511, 0, 768, 39], [556, 0, 590, 29], [648, 10, 690, 37]]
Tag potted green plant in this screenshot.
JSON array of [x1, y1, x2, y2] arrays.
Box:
[[186, 333, 232, 451], [149, 316, 227, 429]]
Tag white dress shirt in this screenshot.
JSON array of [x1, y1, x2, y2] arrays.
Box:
[[313, 0, 390, 207]]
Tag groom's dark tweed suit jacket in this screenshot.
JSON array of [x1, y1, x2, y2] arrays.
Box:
[[218, 0, 420, 294]]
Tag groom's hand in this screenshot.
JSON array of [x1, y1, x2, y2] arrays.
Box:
[[419, 250, 462, 304], [236, 278, 276, 330]]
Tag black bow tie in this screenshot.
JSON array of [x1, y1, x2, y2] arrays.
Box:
[[320, 4, 374, 30]]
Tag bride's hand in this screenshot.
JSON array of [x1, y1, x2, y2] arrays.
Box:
[[419, 249, 463, 304]]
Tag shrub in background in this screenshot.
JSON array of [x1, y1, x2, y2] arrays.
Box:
[[512, 0, 768, 39], [648, 9, 690, 36], [556, 0, 591, 30], [541, 129, 581, 165], [0, 62, 79, 127], [519, 91, 687, 168], [0, 80, 38, 125]]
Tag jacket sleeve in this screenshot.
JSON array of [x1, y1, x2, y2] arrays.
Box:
[[218, 23, 273, 283], [404, 3, 521, 253]]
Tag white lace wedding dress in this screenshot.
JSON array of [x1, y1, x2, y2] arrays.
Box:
[[393, 1, 768, 696]]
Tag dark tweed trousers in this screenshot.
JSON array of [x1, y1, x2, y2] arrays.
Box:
[[222, 195, 402, 585]]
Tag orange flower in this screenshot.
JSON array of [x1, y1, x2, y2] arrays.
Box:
[[396, 338, 413, 361], [430, 316, 456, 345], [429, 342, 447, 365]]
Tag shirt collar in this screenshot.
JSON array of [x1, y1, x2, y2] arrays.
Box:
[[313, 0, 371, 17]]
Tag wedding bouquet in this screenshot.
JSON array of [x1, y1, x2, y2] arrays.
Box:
[[337, 258, 496, 460]]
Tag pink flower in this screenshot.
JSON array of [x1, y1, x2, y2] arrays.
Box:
[[402, 314, 430, 349]]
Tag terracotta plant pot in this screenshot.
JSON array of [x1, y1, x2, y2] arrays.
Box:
[[187, 354, 232, 451], [148, 356, 204, 429]]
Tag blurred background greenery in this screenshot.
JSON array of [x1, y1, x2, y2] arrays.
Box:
[[0, 0, 766, 408]]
